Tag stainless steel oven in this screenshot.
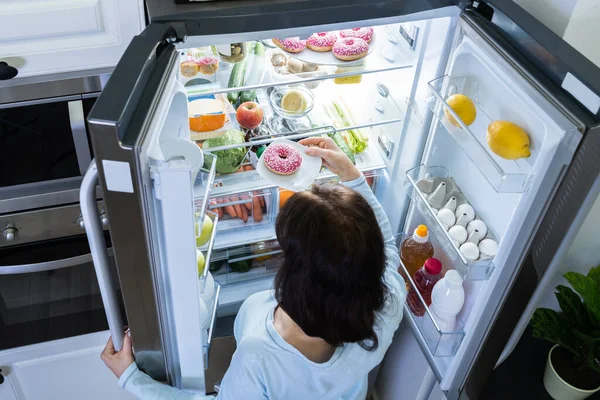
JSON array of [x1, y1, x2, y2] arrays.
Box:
[[0, 71, 122, 350]]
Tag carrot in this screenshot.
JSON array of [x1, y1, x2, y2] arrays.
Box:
[[213, 197, 224, 219], [244, 165, 254, 171], [236, 166, 245, 173], [222, 196, 237, 218], [230, 195, 243, 218], [240, 193, 252, 210], [253, 191, 265, 208], [240, 205, 248, 223], [252, 196, 263, 222]]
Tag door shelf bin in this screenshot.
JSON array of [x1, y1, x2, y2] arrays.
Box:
[[210, 240, 283, 286], [426, 75, 532, 193], [197, 210, 219, 292], [405, 165, 497, 280], [203, 283, 221, 369], [210, 188, 277, 233], [399, 259, 466, 357], [193, 153, 218, 222]]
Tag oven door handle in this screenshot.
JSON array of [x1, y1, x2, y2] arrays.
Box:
[[0, 249, 113, 275], [81, 160, 125, 351]]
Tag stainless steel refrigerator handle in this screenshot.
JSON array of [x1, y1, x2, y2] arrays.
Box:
[[81, 160, 125, 351]]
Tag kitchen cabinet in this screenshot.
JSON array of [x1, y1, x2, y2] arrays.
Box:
[[0, 331, 134, 400], [0, 0, 145, 79]]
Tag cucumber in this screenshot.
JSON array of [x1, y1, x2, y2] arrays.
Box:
[[239, 42, 266, 103], [329, 132, 356, 165], [227, 57, 248, 104]]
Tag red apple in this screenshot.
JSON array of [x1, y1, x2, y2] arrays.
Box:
[[236, 102, 263, 129]]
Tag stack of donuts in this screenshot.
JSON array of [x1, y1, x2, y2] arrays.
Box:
[[272, 27, 374, 62]]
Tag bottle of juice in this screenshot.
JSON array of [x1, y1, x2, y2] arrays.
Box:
[[400, 225, 434, 278], [408, 258, 443, 317]]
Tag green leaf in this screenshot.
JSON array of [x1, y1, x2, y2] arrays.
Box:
[[565, 271, 600, 321], [531, 308, 573, 352], [588, 265, 600, 287], [555, 285, 592, 331]]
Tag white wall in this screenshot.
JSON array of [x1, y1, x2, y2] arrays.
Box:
[[563, 0, 600, 67], [514, 0, 577, 36]]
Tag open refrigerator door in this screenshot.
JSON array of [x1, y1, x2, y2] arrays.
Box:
[[375, 11, 584, 399]]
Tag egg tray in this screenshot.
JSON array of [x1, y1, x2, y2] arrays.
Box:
[[406, 165, 498, 280]]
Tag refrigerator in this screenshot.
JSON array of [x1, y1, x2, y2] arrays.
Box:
[[80, 0, 600, 398]]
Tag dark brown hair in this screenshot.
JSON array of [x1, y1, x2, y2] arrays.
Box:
[[274, 182, 387, 351]]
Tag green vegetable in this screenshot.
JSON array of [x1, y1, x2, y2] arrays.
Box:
[[229, 259, 253, 273], [203, 130, 247, 173], [329, 132, 355, 165], [209, 260, 225, 273], [325, 98, 369, 154], [227, 58, 248, 103], [239, 42, 266, 103]]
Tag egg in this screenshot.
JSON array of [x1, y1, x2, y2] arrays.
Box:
[[479, 239, 498, 258], [467, 220, 488, 239], [455, 204, 475, 221], [437, 208, 456, 227], [460, 242, 480, 261], [448, 225, 467, 244]]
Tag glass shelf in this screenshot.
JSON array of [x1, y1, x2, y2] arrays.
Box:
[[197, 210, 219, 292], [397, 245, 466, 357], [405, 165, 497, 280], [193, 153, 217, 222], [426, 75, 533, 193]]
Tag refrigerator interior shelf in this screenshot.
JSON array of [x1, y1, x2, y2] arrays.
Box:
[[185, 27, 415, 99], [398, 257, 466, 357], [193, 153, 217, 222], [210, 240, 283, 287], [198, 210, 219, 292], [405, 165, 497, 280], [210, 188, 277, 234], [203, 283, 221, 370], [426, 75, 533, 193]]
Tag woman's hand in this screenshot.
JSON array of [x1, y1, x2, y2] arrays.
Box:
[[300, 137, 361, 182], [101, 333, 134, 379]]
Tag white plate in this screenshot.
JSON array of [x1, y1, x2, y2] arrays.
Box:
[[257, 139, 322, 191], [275, 33, 377, 66]]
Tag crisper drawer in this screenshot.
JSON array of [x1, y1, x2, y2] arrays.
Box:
[[209, 188, 277, 233], [209, 240, 283, 287]]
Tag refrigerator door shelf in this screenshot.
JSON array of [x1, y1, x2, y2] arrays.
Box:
[[193, 153, 218, 224], [405, 165, 498, 280], [398, 256, 466, 357], [203, 283, 221, 371], [197, 210, 219, 293], [426, 75, 533, 193]]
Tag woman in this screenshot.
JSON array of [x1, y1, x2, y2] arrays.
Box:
[[102, 137, 406, 399]]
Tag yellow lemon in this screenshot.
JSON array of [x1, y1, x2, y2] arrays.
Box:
[[281, 90, 306, 114], [195, 215, 214, 247], [444, 94, 477, 127], [197, 249, 205, 276], [486, 121, 531, 160]]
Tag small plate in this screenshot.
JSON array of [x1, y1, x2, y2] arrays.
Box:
[[256, 139, 322, 191]]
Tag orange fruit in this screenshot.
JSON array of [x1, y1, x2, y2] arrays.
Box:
[[279, 188, 296, 208]]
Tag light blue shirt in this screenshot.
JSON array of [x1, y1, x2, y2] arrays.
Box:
[[118, 174, 406, 400]]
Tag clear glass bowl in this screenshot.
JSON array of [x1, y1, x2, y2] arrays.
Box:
[[269, 86, 315, 119]]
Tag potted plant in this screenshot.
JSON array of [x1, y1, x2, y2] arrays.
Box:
[[531, 265, 600, 400]]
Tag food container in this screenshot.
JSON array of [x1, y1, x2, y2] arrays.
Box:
[[269, 86, 315, 119], [179, 46, 220, 86], [217, 42, 248, 63], [188, 94, 237, 141]]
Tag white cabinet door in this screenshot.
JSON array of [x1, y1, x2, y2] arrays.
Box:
[[0, 331, 135, 400], [0, 0, 145, 78]]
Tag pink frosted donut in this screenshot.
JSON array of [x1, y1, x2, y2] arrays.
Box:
[[339, 27, 374, 43], [272, 37, 306, 53], [263, 144, 302, 175], [306, 32, 337, 52], [332, 37, 369, 61]]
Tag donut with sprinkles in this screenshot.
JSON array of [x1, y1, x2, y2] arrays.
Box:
[[272, 38, 306, 53], [263, 144, 303, 175]]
